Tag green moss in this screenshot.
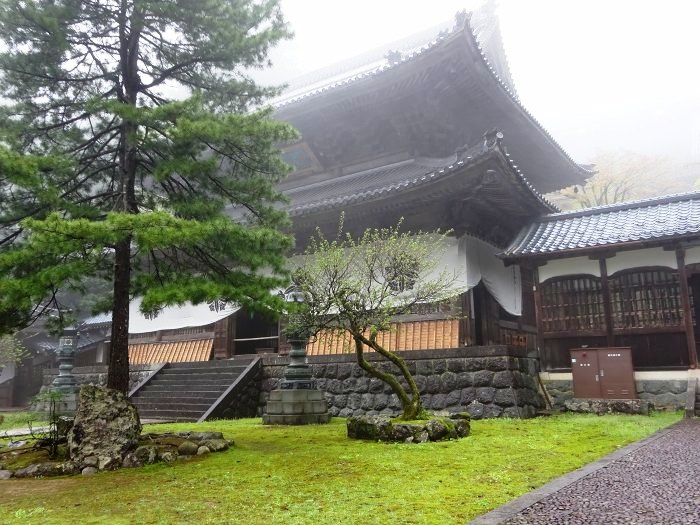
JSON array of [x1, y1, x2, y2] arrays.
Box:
[[0, 412, 681, 525], [0, 444, 67, 470]]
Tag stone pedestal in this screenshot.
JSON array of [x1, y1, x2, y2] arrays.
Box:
[[54, 392, 79, 415], [263, 388, 330, 425], [264, 289, 330, 425]]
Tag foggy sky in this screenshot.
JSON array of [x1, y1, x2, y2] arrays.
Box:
[[258, 0, 700, 165]]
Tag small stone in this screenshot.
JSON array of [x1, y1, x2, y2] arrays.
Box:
[[121, 452, 143, 468], [158, 451, 178, 463], [197, 446, 210, 456], [61, 462, 80, 475], [347, 415, 392, 441], [98, 456, 119, 471], [453, 419, 470, 437], [83, 455, 98, 467], [81, 466, 98, 476], [0, 470, 12, 480], [202, 439, 229, 452], [177, 440, 200, 456], [134, 445, 158, 464], [391, 424, 419, 442], [414, 431, 429, 443], [425, 419, 449, 441]]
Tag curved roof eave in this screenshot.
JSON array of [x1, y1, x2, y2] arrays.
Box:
[[287, 139, 559, 219], [272, 18, 592, 187], [461, 18, 594, 181]]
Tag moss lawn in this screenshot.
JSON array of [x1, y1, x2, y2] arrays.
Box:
[[0, 412, 681, 525]]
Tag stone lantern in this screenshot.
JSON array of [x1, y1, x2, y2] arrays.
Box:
[[48, 328, 79, 415], [262, 286, 330, 425]]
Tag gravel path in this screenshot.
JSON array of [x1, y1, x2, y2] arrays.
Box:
[[501, 419, 700, 525]]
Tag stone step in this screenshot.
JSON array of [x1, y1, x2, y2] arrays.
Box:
[[158, 366, 247, 376], [166, 358, 255, 369], [157, 371, 243, 380], [132, 397, 221, 408], [136, 408, 203, 421], [133, 401, 213, 412], [147, 377, 239, 386], [133, 390, 224, 400], [137, 383, 229, 395]]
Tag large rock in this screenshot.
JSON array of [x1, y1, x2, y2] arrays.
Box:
[[68, 385, 141, 470]]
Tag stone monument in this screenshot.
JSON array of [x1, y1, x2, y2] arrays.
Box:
[[263, 287, 330, 425]]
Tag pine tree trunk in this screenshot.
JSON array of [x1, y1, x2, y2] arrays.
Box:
[[107, 237, 132, 394], [106, 2, 142, 394]]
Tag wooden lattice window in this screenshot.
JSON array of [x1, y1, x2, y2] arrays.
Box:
[[609, 268, 683, 329], [540, 275, 605, 333]]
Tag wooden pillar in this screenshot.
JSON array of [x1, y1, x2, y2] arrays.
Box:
[[676, 248, 698, 369], [458, 291, 470, 346], [598, 257, 615, 347], [532, 266, 546, 364]]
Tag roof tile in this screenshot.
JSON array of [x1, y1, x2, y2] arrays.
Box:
[[504, 192, 700, 257]]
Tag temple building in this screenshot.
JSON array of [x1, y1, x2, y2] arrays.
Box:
[[502, 191, 700, 411], [263, 6, 589, 357]]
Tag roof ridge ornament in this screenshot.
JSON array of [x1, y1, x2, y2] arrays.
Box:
[[482, 130, 504, 151], [454, 9, 469, 30], [384, 50, 404, 64]]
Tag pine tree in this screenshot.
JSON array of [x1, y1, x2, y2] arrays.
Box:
[[0, 0, 296, 393]]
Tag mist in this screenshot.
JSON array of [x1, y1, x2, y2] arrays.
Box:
[[260, 0, 700, 166]]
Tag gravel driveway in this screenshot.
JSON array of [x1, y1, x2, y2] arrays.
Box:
[[472, 419, 700, 525]]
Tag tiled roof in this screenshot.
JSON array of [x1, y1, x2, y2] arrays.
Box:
[[503, 192, 700, 258], [272, 13, 591, 183], [281, 141, 556, 217], [81, 312, 111, 326], [273, 6, 517, 109], [129, 339, 213, 365]]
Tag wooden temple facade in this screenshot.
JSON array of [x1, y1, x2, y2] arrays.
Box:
[[503, 192, 700, 374]]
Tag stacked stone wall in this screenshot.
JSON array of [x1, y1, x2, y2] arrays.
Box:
[[542, 378, 687, 410], [260, 346, 544, 419]]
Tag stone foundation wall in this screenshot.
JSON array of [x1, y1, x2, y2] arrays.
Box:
[[259, 346, 544, 419], [542, 378, 687, 410], [43, 365, 158, 393], [205, 362, 262, 420]]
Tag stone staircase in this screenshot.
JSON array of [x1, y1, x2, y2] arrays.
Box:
[[695, 379, 700, 417], [130, 357, 261, 422]]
